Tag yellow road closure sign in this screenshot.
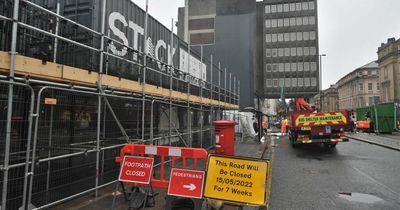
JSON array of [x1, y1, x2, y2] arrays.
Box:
[[203, 155, 270, 206]]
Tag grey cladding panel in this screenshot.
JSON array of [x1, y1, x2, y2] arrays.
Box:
[[217, 0, 256, 15], [190, 33, 215, 46], [189, 18, 215, 30]]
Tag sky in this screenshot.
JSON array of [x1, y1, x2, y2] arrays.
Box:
[[131, 0, 400, 89]]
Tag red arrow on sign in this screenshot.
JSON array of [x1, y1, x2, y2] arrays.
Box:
[[168, 168, 205, 199]]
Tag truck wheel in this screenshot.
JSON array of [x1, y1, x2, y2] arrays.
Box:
[[291, 136, 298, 148]]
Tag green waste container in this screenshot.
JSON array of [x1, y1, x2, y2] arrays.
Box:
[[356, 103, 397, 134]]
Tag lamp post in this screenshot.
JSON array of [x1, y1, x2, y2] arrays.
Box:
[[318, 54, 326, 111]]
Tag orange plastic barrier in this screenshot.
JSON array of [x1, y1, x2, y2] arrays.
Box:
[[356, 120, 371, 129], [115, 144, 208, 189]]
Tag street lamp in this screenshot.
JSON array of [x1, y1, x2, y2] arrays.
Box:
[[318, 54, 326, 111]]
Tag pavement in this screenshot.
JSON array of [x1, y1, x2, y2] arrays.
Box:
[[269, 135, 400, 210], [50, 138, 273, 210], [347, 132, 400, 151]]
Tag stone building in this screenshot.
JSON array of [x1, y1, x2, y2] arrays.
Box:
[[321, 85, 339, 112], [336, 61, 380, 111], [377, 37, 400, 103]]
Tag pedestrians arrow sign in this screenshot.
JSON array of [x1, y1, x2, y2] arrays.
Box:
[[168, 168, 205, 199], [183, 184, 196, 191]]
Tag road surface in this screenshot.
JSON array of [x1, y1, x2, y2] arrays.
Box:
[[269, 135, 400, 210]]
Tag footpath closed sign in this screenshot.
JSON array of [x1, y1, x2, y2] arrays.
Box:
[[118, 156, 154, 184], [168, 168, 205, 199], [204, 155, 270, 206]]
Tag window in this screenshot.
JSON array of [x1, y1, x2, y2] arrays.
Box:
[[272, 34, 277, 42], [284, 33, 290, 42], [266, 49, 271, 57], [303, 17, 309, 25], [278, 19, 284, 27], [302, 2, 309, 10], [368, 83, 373, 91], [290, 3, 295, 11], [304, 47, 310, 56], [368, 70, 372, 75], [266, 79, 272, 87], [272, 48, 278, 57], [279, 63, 284, 72], [291, 63, 297, 71], [278, 48, 284, 57], [272, 19, 277, 27], [271, 5, 277, 13], [265, 5, 271, 13], [296, 17, 302, 26], [310, 47, 316, 55], [359, 83, 363, 91], [310, 31, 316, 40], [309, 16, 316, 25], [277, 4, 283, 12], [290, 32, 296, 41], [291, 48, 297, 56], [296, 3, 302, 11], [304, 62, 310, 71], [297, 47, 303, 56], [285, 78, 291, 87], [311, 62, 317, 71], [292, 78, 297, 87], [298, 78, 304, 87], [297, 62, 304, 71], [311, 78, 317, 87], [265, 20, 271, 28], [303, 32, 310, 40], [290, 18, 296, 26], [273, 79, 278, 87], [377, 82, 380, 90], [305, 77, 310, 86], [279, 78, 284, 87], [297, 32, 303, 41], [284, 48, 290, 57], [285, 63, 291, 71], [309, 1, 315, 10], [278, 33, 283, 42], [284, 4, 289, 12], [384, 67, 388, 79], [266, 64, 272, 72], [266, 34, 272, 42], [284, 18, 290, 27]]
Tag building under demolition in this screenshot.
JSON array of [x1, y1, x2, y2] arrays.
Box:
[[0, 0, 239, 209]]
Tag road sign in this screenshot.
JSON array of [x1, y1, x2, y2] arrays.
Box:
[[203, 155, 270, 206], [118, 156, 154, 184], [168, 168, 205, 199]]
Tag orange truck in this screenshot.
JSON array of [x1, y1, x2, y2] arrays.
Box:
[[287, 110, 350, 148]]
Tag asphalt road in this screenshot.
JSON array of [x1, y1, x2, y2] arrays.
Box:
[[269, 136, 400, 210]]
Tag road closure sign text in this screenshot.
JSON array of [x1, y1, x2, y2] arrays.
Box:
[[168, 168, 205, 199], [204, 155, 270, 206], [118, 156, 154, 184]]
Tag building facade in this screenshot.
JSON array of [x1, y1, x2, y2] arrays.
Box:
[[178, 0, 256, 108], [336, 61, 380, 111], [321, 85, 339, 112], [377, 37, 400, 103], [257, 0, 320, 99]]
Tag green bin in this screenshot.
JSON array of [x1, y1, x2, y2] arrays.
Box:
[[356, 103, 397, 134]]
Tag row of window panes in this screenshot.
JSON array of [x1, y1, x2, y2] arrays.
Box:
[[266, 47, 317, 57], [266, 77, 317, 87], [266, 62, 317, 72], [266, 31, 316, 43], [265, 1, 315, 14], [265, 16, 316, 28]]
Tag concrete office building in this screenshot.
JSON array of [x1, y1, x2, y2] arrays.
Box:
[[178, 0, 256, 108], [257, 0, 320, 99], [336, 61, 380, 111], [377, 37, 400, 103]]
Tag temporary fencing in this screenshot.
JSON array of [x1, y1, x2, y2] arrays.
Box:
[[0, 0, 239, 209]]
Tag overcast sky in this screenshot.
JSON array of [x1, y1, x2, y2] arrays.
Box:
[[131, 0, 400, 89]]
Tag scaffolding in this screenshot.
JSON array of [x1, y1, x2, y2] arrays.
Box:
[[0, 0, 240, 209]]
